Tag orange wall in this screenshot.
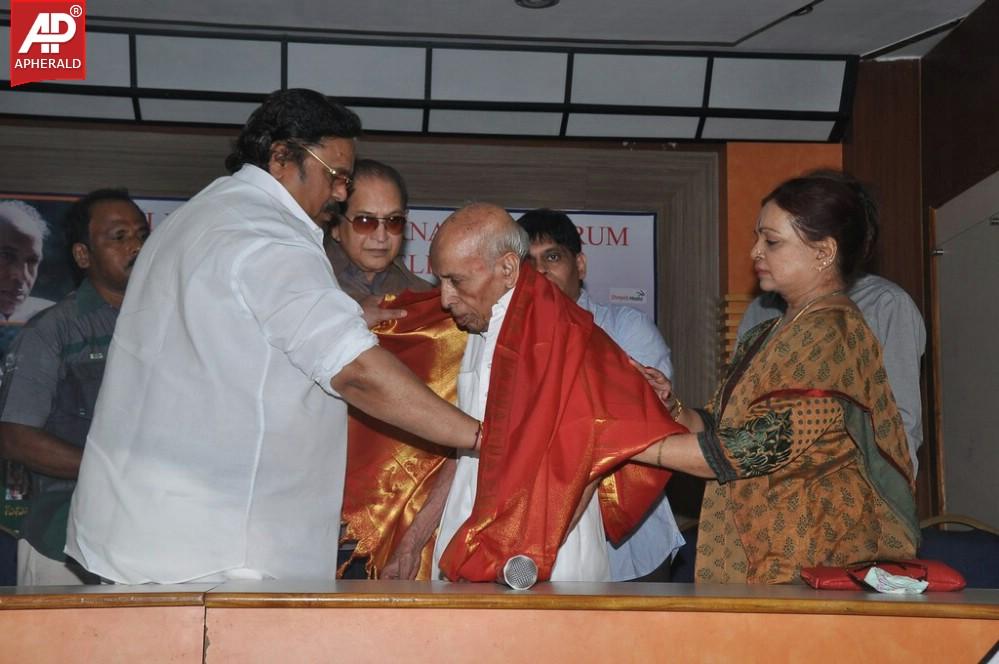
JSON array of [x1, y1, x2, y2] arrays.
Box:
[[724, 142, 843, 294]]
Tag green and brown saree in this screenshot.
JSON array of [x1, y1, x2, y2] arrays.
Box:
[[695, 302, 919, 584]]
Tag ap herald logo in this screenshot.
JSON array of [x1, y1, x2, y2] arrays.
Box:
[[9, 0, 86, 87]]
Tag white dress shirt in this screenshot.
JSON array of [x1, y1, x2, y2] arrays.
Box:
[[432, 288, 611, 582], [66, 165, 377, 584], [576, 290, 684, 580]]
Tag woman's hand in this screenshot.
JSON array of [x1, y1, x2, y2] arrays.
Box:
[[629, 359, 703, 432], [629, 359, 674, 409]]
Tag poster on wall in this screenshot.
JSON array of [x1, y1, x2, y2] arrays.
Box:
[[0, 193, 78, 535]]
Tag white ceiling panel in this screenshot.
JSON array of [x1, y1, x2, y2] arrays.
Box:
[[56, 32, 132, 88], [571, 54, 707, 107], [431, 49, 566, 103], [140, 98, 258, 124], [0, 90, 135, 119], [710, 59, 845, 112], [428, 110, 562, 135], [136, 36, 281, 92], [701, 117, 835, 141], [566, 113, 700, 138], [1, 30, 130, 87], [288, 43, 426, 99]]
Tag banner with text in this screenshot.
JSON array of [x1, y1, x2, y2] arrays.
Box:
[[402, 208, 658, 321]]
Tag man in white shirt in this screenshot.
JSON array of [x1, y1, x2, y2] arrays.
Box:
[[385, 203, 611, 582], [65, 89, 481, 584], [517, 208, 684, 581]]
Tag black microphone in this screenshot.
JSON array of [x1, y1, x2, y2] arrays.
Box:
[[497, 555, 538, 590]]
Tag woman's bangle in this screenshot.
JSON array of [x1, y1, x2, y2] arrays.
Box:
[[656, 439, 664, 468], [472, 421, 483, 452], [669, 397, 685, 419]]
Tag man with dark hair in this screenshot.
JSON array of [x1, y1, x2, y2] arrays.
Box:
[[0, 188, 148, 585], [66, 89, 481, 584], [517, 208, 683, 581]]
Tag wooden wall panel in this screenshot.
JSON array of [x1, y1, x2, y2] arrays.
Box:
[[920, 0, 999, 523], [842, 60, 924, 310], [842, 60, 934, 516], [922, 0, 999, 210]]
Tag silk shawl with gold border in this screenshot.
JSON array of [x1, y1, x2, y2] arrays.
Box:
[[339, 289, 465, 579], [438, 265, 685, 583]]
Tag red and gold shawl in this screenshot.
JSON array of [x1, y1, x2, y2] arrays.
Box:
[[339, 289, 465, 579], [437, 265, 685, 583]]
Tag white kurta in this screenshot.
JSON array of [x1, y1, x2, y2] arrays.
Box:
[[432, 289, 610, 582], [65, 165, 377, 584]]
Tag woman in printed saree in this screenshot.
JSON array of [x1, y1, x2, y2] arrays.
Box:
[[634, 171, 919, 584]]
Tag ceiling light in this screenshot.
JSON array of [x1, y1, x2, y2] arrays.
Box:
[[515, 0, 559, 8]]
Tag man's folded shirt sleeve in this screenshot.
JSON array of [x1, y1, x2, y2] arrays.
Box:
[[235, 240, 377, 396]]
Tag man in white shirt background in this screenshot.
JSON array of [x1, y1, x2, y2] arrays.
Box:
[[65, 89, 481, 584]]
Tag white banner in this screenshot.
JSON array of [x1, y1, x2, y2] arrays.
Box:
[[135, 199, 659, 321], [402, 208, 658, 321]]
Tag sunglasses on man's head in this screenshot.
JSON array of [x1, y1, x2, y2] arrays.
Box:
[[346, 214, 407, 235]]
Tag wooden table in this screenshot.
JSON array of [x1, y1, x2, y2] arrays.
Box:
[[4, 581, 998, 663]]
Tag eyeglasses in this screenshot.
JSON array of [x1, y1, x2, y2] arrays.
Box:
[[300, 145, 354, 190], [345, 214, 408, 236]]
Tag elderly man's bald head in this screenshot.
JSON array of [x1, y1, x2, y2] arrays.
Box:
[[430, 203, 529, 333], [433, 203, 528, 261]]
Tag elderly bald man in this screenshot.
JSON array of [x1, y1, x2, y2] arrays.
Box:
[[382, 203, 612, 582]]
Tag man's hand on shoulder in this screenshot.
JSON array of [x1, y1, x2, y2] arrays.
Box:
[[360, 295, 407, 329]]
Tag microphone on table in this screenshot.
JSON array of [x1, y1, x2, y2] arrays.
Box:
[[497, 555, 538, 590]]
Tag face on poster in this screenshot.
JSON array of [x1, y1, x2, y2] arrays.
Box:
[[0, 195, 76, 333]]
